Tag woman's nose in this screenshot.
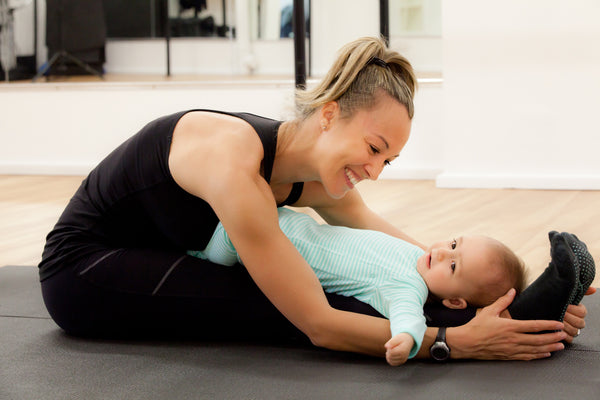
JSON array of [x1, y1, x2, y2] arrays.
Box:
[[365, 162, 384, 181]]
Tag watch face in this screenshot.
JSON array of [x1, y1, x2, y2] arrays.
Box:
[[431, 343, 449, 361]]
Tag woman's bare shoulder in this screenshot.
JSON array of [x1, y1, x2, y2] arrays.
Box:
[[175, 111, 258, 142], [169, 111, 264, 198]]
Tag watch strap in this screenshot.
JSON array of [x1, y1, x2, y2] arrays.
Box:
[[436, 326, 447, 342]]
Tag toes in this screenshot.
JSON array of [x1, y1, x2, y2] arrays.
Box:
[[549, 233, 577, 272]]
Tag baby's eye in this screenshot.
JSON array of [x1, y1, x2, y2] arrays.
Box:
[[451, 261, 456, 272], [451, 239, 457, 249]]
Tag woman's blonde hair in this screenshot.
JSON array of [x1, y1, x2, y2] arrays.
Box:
[[295, 36, 417, 120]]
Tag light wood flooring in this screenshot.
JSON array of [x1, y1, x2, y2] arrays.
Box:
[[1, 175, 598, 288]]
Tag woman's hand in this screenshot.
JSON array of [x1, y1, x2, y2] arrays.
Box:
[[446, 289, 567, 360], [563, 287, 596, 343]]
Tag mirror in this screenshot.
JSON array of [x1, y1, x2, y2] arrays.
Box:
[[98, 0, 439, 77], [103, 0, 233, 38], [167, 0, 232, 37], [103, 0, 310, 40], [251, 0, 310, 40]]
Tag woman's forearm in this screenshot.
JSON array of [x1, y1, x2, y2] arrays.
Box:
[[414, 327, 437, 359], [309, 308, 391, 357]]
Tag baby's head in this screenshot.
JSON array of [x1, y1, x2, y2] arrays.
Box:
[[416, 236, 527, 309]]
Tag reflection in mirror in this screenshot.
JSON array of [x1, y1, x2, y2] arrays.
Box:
[[103, 0, 234, 39], [252, 0, 310, 40], [388, 0, 442, 75], [168, 0, 232, 37], [103, 0, 164, 38], [389, 0, 441, 36]]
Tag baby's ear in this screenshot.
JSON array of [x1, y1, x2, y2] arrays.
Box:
[[442, 297, 468, 310]]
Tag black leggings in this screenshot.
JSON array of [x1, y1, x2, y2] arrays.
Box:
[[41, 248, 475, 341]]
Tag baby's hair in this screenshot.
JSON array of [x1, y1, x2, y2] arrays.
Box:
[[468, 239, 528, 308], [294, 36, 416, 120]]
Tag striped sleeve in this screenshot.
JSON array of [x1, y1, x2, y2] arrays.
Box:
[[187, 222, 240, 266]]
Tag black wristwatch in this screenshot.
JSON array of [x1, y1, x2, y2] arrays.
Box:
[[430, 327, 451, 361]]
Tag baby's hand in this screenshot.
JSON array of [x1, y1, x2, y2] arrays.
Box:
[[384, 332, 414, 366]]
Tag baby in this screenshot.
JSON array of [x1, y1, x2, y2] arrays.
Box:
[[188, 207, 527, 365]]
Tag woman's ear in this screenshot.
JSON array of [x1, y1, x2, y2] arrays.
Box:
[[320, 101, 339, 130], [442, 297, 468, 310]]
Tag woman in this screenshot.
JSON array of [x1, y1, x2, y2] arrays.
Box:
[[39, 36, 588, 360]]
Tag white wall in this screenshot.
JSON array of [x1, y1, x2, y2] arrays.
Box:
[[437, 0, 600, 189], [381, 79, 444, 179], [0, 78, 442, 176], [0, 80, 297, 175]]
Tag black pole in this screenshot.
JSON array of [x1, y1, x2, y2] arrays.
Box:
[[165, 0, 171, 76], [379, 0, 389, 46], [34, 0, 38, 70], [293, 0, 306, 89], [222, 0, 226, 34], [307, 0, 311, 77]]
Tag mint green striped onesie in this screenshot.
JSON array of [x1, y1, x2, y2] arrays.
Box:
[[188, 207, 428, 358]]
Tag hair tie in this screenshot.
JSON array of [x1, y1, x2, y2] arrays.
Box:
[[367, 57, 390, 70]]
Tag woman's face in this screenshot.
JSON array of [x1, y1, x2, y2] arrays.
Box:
[[317, 95, 412, 199]]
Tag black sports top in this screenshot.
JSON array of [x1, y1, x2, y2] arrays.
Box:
[[39, 110, 304, 281]]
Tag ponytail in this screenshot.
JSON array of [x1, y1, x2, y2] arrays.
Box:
[[295, 36, 417, 120]]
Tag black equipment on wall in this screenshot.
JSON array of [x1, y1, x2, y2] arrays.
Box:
[[103, 0, 166, 38], [33, 0, 106, 80]]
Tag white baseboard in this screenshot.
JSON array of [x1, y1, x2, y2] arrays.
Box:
[[436, 172, 600, 190]]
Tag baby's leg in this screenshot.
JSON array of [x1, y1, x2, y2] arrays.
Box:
[[508, 231, 594, 322]]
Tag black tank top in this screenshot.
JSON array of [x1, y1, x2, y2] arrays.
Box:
[[39, 110, 303, 280]]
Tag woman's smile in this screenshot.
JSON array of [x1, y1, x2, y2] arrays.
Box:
[[344, 167, 361, 188]]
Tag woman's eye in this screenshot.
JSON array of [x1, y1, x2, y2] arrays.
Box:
[[451, 239, 457, 249], [370, 145, 380, 154], [384, 160, 391, 166], [451, 261, 456, 272]]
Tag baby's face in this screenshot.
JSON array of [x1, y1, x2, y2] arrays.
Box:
[[416, 236, 503, 303]]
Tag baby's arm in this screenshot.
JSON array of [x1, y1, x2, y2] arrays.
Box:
[[384, 333, 415, 366], [385, 277, 429, 366]]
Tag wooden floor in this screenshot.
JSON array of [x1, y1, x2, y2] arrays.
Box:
[[0, 175, 598, 288]]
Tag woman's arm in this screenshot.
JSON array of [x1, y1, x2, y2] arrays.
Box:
[[300, 183, 426, 249], [211, 171, 397, 355], [169, 112, 392, 356]]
